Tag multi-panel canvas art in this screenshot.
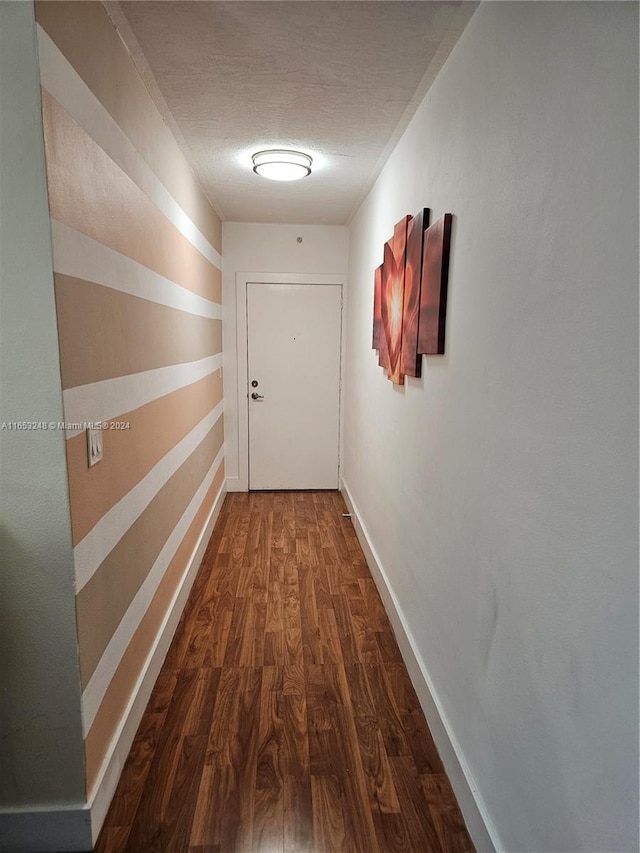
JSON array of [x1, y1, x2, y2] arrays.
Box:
[[380, 216, 410, 384], [401, 208, 430, 378], [373, 210, 452, 385], [372, 264, 382, 350], [418, 213, 452, 356], [378, 244, 391, 372]]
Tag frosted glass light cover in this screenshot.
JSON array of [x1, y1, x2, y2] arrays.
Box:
[[252, 149, 312, 181]]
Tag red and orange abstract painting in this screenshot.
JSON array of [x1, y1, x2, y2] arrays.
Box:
[[372, 264, 382, 350], [372, 209, 452, 384], [401, 208, 430, 378], [377, 244, 391, 372], [418, 213, 452, 355], [380, 216, 410, 384]]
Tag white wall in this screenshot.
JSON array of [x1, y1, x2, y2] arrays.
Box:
[[0, 0, 87, 841], [222, 223, 349, 489], [342, 3, 638, 851]]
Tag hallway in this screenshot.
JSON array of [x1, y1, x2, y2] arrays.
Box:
[[95, 491, 474, 852]]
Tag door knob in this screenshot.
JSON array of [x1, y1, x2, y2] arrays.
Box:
[[251, 392, 264, 400]]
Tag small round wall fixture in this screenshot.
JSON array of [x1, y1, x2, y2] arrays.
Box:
[[252, 149, 312, 181]]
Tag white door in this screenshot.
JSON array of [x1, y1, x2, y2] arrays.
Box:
[[247, 283, 342, 490]]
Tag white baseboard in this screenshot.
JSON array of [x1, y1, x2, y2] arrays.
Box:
[[87, 477, 228, 844], [341, 478, 500, 853], [0, 806, 92, 853]]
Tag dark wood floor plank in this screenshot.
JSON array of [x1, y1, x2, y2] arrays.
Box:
[[156, 732, 208, 852], [282, 662, 305, 697], [282, 693, 313, 853], [329, 518, 353, 564], [182, 668, 221, 737], [307, 527, 323, 565], [205, 666, 244, 766], [331, 674, 381, 853], [208, 572, 238, 615], [344, 662, 377, 719], [236, 513, 262, 598], [96, 492, 474, 853], [359, 577, 390, 631], [305, 664, 345, 778], [217, 667, 263, 852], [317, 607, 344, 665], [282, 511, 296, 553], [284, 626, 303, 669], [311, 774, 347, 853], [282, 657, 313, 851], [250, 593, 267, 667], [181, 602, 217, 670], [282, 691, 309, 778], [372, 811, 413, 853], [402, 708, 445, 775], [365, 663, 412, 757], [163, 610, 195, 672], [332, 593, 362, 663], [95, 825, 131, 853], [375, 629, 404, 662], [284, 773, 314, 852], [252, 506, 273, 598], [222, 596, 249, 667], [353, 714, 401, 814], [100, 713, 164, 831], [313, 563, 334, 610], [189, 763, 233, 847], [423, 774, 476, 853], [255, 666, 286, 850], [262, 664, 284, 694], [324, 559, 345, 595], [384, 661, 423, 715], [271, 509, 286, 550], [348, 595, 383, 664], [390, 755, 443, 853], [266, 578, 284, 633], [299, 564, 323, 665], [264, 629, 285, 666], [253, 786, 284, 853], [283, 581, 301, 630], [256, 681, 284, 791], [204, 608, 232, 668], [145, 667, 178, 716], [122, 668, 201, 852], [295, 532, 314, 566]]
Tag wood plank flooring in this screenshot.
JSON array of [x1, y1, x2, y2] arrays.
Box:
[[95, 491, 475, 853]]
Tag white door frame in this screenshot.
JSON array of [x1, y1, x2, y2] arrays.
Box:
[[234, 272, 345, 492]]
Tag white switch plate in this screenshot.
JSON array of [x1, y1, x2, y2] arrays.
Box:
[[87, 426, 103, 467]]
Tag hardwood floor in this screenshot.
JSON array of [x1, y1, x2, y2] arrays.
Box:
[[95, 491, 475, 853]]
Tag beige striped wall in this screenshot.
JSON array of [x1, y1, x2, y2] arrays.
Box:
[[35, 1, 224, 795]]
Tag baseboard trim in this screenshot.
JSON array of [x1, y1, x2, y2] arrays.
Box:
[[341, 478, 500, 853], [0, 806, 92, 853], [87, 476, 228, 844]]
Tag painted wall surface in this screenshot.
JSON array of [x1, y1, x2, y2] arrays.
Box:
[[342, 3, 638, 851], [0, 0, 85, 810], [34, 0, 224, 799], [222, 222, 349, 488]]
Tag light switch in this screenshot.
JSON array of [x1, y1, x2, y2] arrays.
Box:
[[87, 426, 103, 467]]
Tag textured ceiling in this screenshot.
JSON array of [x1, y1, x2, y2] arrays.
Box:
[[108, 1, 477, 224]]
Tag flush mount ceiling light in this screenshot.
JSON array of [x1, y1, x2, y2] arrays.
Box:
[[252, 149, 312, 181]]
